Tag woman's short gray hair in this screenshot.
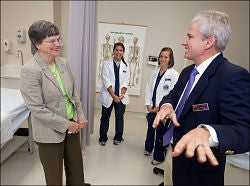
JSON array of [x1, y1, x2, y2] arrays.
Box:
[[28, 20, 59, 46]]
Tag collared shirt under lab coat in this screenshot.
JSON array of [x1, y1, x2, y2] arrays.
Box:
[[144, 66, 179, 113], [98, 58, 130, 108]]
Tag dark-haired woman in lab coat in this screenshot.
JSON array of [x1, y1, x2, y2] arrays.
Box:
[[98, 42, 130, 146]]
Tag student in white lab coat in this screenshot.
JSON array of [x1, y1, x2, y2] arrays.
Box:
[[144, 47, 179, 165], [98, 42, 130, 146]]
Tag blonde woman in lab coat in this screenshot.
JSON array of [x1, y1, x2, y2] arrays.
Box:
[[144, 47, 179, 165], [98, 42, 130, 146]]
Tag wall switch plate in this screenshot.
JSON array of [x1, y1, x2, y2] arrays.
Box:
[[16, 29, 26, 43]]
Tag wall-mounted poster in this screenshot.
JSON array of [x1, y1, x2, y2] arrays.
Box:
[[96, 22, 147, 96]]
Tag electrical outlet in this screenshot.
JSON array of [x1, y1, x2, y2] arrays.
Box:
[[3, 39, 10, 51]]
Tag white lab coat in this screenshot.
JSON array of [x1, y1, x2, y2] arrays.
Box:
[[144, 67, 179, 113], [98, 58, 130, 108]]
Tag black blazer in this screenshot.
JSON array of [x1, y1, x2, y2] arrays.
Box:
[[160, 53, 250, 185]]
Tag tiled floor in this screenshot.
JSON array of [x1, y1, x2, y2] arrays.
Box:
[[1, 110, 164, 185]]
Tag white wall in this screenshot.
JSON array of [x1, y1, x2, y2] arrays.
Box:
[[1, 1, 54, 66], [60, 1, 70, 60]]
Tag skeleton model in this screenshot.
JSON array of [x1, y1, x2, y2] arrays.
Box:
[[98, 34, 113, 82], [128, 37, 140, 86], [118, 35, 125, 44]]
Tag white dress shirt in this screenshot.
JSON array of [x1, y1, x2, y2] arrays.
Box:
[[165, 53, 221, 147]]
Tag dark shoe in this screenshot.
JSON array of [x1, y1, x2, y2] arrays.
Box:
[[159, 182, 164, 186], [151, 160, 163, 165], [113, 139, 124, 145], [99, 141, 106, 146], [144, 151, 151, 156], [85, 183, 91, 186]]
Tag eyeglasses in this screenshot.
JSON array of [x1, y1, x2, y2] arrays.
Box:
[[43, 38, 63, 46]]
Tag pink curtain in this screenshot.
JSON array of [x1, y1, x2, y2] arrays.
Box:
[[68, 1, 97, 148]]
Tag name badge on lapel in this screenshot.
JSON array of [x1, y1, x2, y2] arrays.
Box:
[[192, 103, 209, 112]]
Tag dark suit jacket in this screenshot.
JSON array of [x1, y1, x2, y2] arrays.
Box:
[[160, 53, 250, 186]]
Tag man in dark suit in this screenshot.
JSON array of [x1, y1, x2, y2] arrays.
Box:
[[153, 10, 250, 186]]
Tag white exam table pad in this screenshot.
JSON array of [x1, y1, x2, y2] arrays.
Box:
[[227, 152, 250, 170], [1, 111, 13, 144], [1, 88, 30, 145]]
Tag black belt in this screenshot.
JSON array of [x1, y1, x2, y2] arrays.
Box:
[[69, 118, 75, 122]]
